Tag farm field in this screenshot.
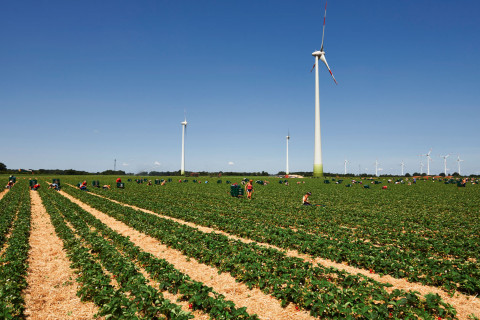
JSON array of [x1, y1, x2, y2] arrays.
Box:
[[0, 174, 479, 319]]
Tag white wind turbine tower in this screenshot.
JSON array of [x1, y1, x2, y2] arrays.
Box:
[[180, 114, 188, 176], [374, 159, 382, 177], [286, 131, 290, 176], [440, 153, 451, 176], [419, 161, 425, 175], [400, 160, 405, 176], [456, 155, 464, 176], [422, 148, 433, 175], [344, 159, 348, 175], [311, 1, 338, 177]]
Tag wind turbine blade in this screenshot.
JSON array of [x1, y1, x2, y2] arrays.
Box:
[[320, 1, 327, 51], [310, 63, 316, 72], [319, 54, 338, 84]]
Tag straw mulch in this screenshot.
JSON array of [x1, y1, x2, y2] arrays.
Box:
[[24, 190, 100, 320]]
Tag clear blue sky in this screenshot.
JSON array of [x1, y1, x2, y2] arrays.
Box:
[[1, 0, 479, 175]]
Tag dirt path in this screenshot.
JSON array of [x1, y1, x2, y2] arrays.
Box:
[[0, 188, 9, 201], [85, 189, 480, 320], [24, 190, 99, 320], [59, 190, 316, 320]]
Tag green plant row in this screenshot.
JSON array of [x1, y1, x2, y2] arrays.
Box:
[[63, 185, 457, 320], [0, 186, 22, 251], [39, 188, 192, 320], [0, 183, 31, 319], [83, 183, 480, 296], [46, 188, 259, 320]]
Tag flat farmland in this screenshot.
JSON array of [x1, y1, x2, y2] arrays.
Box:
[[1, 175, 479, 319]]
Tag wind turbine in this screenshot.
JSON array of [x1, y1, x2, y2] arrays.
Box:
[[180, 114, 188, 176], [311, 1, 337, 177], [374, 159, 382, 177], [456, 155, 464, 176], [286, 131, 290, 176], [440, 153, 451, 176], [420, 161, 425, 175], [422, 148, 433, 175], [400, 160, 405, 176], [344, 159, 348, 175]]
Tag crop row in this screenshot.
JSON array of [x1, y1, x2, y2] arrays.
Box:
[[63, 185, 457, 319], [0, 188, 22, 251], [84, 182, 480, 295], [0, 182, 31, 319]]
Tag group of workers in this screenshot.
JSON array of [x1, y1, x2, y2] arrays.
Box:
[[242, 179, 316, 205]]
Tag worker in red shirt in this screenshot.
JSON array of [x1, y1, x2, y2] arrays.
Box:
[[245, 180, 254, 199], [116, 177, 122, 183]]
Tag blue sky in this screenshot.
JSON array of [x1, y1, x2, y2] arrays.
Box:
[[1, 0, 479, 175]]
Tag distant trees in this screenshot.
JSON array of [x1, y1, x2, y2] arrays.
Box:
[[101, 170, 126, 175], [0, 162, 6, 172]]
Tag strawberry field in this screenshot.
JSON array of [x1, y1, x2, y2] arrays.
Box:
[[0, 174, 479, 319]]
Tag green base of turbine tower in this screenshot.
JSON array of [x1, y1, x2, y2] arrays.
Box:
[[313, 164, 324, 177]]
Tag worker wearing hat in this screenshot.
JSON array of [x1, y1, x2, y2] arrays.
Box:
[[302, 192, 312, 205]]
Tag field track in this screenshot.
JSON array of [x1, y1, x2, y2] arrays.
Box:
[[24, 190, 98, 319]]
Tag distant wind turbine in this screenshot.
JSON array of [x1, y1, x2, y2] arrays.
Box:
[[286, 131, 290, 176], [440, 153, 451, 176], [456, 155, 464, 176], [180, 114, 187, 176], [420, 161, 425, 175], [311, 1, 337, 177], [374, 159, 382, 177], [420, 148, 433, 175], [400, 160, 405, 176], [344, 159, 348, 175]]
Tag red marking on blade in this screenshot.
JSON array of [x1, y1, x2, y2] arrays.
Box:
[[323, 17, 326, 25], [329, 70, 333, 75]]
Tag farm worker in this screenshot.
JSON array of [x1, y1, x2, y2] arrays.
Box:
[[161, 180, 166, 186], [33, 183, 40, 191], [79, 180, 87, 190], [116, 177, 122, 183], [245, 180, 254, 199], [49, 183, 59, 190], [103, 185, 111, 189], [147, 180, 152, 185], [302, 192, 312, 205]]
